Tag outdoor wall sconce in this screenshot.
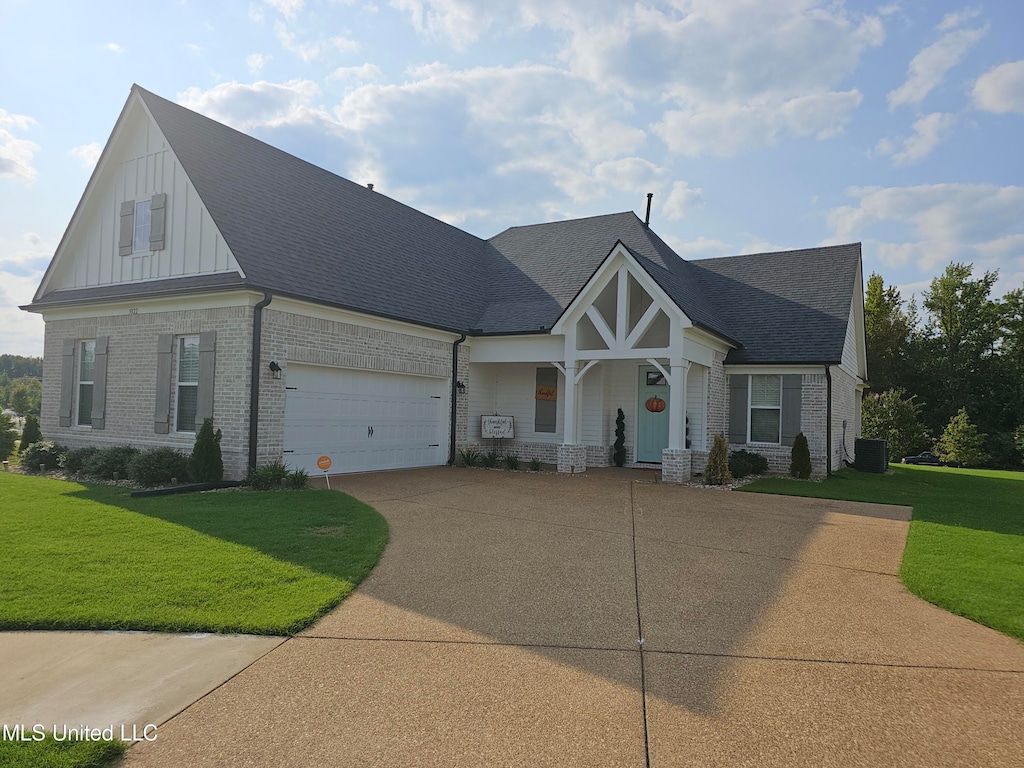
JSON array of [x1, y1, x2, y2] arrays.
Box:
[[456, 380, 467, 394], [269, 361, 282, 379]]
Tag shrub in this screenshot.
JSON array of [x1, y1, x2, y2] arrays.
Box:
[[458, 446, 480, 467], [613, 408, 626, 467], [0, 411, 15, 461], [936, 408, 988, 468], [19, 414, 41, 453], [982, 431, 1022, 469], [729, 449, 769, 479], [129, 447, 190, 487], [861, 388, 928, 463], [189, 418, 224, 483], [62, 446, 100, 474], [704, 434, 732, 485], [84, 446, 140, 480], [247, 460, 290, 490], [503, 454, 521, 471], [480, 450, 499, 468], [790, 432, 812, 479], [21, 441, 66, 473], [285, 468, 309, 490], [528, 457, 542, 472]]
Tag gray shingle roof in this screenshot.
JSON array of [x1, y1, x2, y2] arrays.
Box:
[[41, 86, 860, 367]]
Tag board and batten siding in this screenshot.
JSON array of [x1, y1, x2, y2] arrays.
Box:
[[45, 99, 242, 294], [840, 298, 860, 378]]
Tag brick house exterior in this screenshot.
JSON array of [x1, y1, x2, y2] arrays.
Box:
[[24, 86, 867, 482]]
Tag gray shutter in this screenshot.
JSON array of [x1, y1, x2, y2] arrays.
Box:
[[727, 374, 748, 446], [196, 331, 217, 424], [149, 193, 167, 250], [59, 338, 76, 427], [91, 336, 109, 430], [781, 374, 803, 446], [118, 201, 135, 257], [154, 334, 173, 434], [534, 367, 557, 433]]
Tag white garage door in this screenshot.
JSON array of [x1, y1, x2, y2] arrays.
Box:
[[283, 364, 447, 475]]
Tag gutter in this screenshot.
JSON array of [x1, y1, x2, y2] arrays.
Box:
[[448, 333, 467, 465], [249, 292, 273, 471], [825, 365, 832, 476]]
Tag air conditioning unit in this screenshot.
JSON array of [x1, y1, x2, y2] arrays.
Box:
[[854, 438, 888, 473]]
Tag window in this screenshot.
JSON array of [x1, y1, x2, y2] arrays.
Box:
[[748, 374, 782, 443], [77, 340, 95, 426], [133, 199, 151, 253], [176, 336, 200, 432], [535, 367, 558, 433]]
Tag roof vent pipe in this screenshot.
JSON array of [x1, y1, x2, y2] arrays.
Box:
[[367, 183, 374, 191], [644, 192, 653, 227]]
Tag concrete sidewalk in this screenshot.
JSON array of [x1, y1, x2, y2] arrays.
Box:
[[97, 468, 1024, 765]]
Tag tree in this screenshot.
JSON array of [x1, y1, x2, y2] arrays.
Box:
[[613, 408, 626, 467], [189, 418, 224, 482], [19, 414, 41, 452], [790, 432, 812, 479], [935, 408, 989, 468], [8, 378, 41, 416], [704, 434, 732, 485], [0, 412, 15, 461], [864, 273, 915, 393], [860, 388, 927, 461]]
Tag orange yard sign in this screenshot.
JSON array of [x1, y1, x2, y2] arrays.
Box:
[[317, 455, 332, 471]]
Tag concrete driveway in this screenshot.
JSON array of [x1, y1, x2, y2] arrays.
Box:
[[125, 467, 1024, 767]]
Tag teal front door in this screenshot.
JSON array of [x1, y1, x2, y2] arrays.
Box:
[[637, 365, 669, 463]]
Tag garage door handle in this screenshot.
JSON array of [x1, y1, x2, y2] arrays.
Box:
[[283, 450, 294, 453]]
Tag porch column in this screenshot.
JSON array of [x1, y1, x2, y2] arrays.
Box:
[[562, 363, 578, 445], [663, 358, 691, 483]]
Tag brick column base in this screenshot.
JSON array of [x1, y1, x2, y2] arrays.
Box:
[[557, 444, 588, 474], [661, 448, 692, 483]]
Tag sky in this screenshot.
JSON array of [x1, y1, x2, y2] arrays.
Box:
[[1, 0, 1023, 357]]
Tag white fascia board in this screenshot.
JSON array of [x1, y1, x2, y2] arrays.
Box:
[[724, 364, 827, 375], [684, 326, 733, 355], [549, 243, 690, 335], [38, 289, 263, 322], [469, 334, 564, 363], [270, 295, 462, 343]]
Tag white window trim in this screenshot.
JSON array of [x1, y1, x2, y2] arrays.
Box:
[[133, 199, 152, 254], [76, 339, 96, 428], [174, 335, 200, 434], [747, 373, 782, 445]]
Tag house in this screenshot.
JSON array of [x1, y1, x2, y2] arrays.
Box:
[[23, 85, 867, 482]]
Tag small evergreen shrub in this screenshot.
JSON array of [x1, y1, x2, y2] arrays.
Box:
[[480, 450, 499, 468], [458, 446, 480, 467], [613, 408, 626, 467], [285, 468, 309, 490], [704, 434, 732, 485], [84, 446, 140, 480], [790, 432, 812, 479], [22, 441, 66, 473], [503, 454, 521, 471], [189, 418, 224, 483], [129, 447, 190, 487], [936, 408, 989, 468], [62, 446, 100, 474], [0, 412, 15, 461], [728, 449, 769, 479], [528, 457, 542, 472], [19, 414, 41, 453], [247, 460, 290, 490]]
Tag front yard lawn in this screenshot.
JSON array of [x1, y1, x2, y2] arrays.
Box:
[[742, 464, 1024, 642], [0, 472, 388, 635], [0, 734, 124, 768]]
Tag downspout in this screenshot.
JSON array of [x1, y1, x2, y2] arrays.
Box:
[[825, 365, 832, 476], [448, 333, 467, 465], [249, 292, 273, 471]]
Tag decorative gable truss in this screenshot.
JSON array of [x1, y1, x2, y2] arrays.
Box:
[[549, 243, 701, 450]]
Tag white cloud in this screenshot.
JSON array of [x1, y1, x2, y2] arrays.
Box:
[[827, 184, 1024, 294], [662, 181, 704, 221], [937, 7, 981, 32], [0, 233, 50, 355], [265, 0, 305, 19], [177, 80, 329, 131], [887, 21, 987, 108], [0, 110, 40, 182], [69, 142, 103, 169], [274, 21, 358, 62], [328, 64, 384, 83], [875, 112, 956, 166], [106, 42, 124, 53], [669, 236, 734, 258], [972, 60, 1024, 115], [878, 4, 901, 17], [247, 53, 272, 74]]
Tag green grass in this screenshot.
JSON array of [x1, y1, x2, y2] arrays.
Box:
[[0, 734, 124, 768], [742, 464, 1024, 641], [0, 472, 388, 635]]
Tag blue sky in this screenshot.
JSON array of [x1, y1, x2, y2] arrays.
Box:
[[2, 0, 1023, 356]]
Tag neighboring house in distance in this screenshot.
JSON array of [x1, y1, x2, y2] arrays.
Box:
[[23, 85, 868, 482]]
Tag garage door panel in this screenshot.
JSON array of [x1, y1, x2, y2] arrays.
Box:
[[283, 364, 447, 475]]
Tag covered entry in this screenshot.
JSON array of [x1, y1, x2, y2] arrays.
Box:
[[283, 364, 447, 475]]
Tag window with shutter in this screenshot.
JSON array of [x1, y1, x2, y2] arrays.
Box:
[[133, 200, 152, 253], [748, 374, 782, 444], [77, 340, 96, 427], [175, 336, 200, 432], [535, 367, 558, 433]]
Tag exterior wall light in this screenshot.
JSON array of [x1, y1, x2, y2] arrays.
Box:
[[269, 361, 282, 379], [456, 380, 467, 393]]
